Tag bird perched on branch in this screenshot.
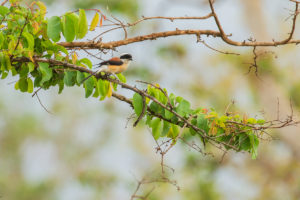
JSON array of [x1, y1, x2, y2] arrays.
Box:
[[81, 53, 133, 83]]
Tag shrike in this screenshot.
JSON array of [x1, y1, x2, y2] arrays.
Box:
[[81, 53, 133, 83]]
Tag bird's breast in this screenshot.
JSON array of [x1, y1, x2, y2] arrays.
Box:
[[108, 63, 129, 74]]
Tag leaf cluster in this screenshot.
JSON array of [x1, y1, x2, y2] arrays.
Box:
[[132, 84, 264, 159]]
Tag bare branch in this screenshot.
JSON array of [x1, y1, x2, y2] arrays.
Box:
[[127, 13, 213, 26], [58, 29, 222, 49]]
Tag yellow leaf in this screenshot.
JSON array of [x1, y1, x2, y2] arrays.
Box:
[[18, 42, 23, 50], [28, 51, 34, 62], [145, 97, 150, 104], [243, 114, 248, 124], [32, 21, 40, 34], [219, 122, 225, 128], [72, 53, 77, 64], [14, 81, 19, 90], [90, 13, 100, 31], [36, 1, 47, 17], [209, 120, 217, 136], [205, 115, 215, 119], [107, 83, 112, 98], [80, 63, 87, 68], [225, 128, 230, 135]]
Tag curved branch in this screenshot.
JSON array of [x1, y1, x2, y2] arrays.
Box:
[[207, 0, 300, 46], [58, 29, 222, 49], [127, 13, 214, 26], [57, 1, 300, 51]]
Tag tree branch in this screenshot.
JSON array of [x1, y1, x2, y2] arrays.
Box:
[[11, 56, 299, 151], [58, 29, 222, 49]]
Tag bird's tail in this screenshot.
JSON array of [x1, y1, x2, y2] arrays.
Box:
[[81, 71, 98, 84]]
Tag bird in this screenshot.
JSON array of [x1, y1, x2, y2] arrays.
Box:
[[81, 53, 133, 83]]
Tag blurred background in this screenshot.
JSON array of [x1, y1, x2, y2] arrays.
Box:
[[1, 0, 300, 199]]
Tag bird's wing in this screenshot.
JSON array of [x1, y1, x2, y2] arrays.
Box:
[[99, 57, 123, 66]]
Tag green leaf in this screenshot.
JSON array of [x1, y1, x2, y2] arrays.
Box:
[[62, 14, 76, 42], [249, 134, 259, 159], [76, 71, 85, 84], [19, 78, 28, 92], [165, 110, 174, 120], [133, 93, 144, 116], [28, 62, 35, 72], [64, 71, 76, 86], [257, 119, 265, 124], [239, 133, 251, 151], [55, 45, 68, 55], [79, 58, 92, 69], [97, 79, 109, 98], [161, 121, 171, 137], [146, 115, 152, 126], [156, 90, 167, 105], [39, 62, 52, 84], [0, 32, 4, 49], [4, 53, 11, 71], [112, 82, 118, 91], [169, 93, 176, 106], [11, 67, 17, 76], [34, 76, 42, 87], [190, 118, 197, 136], [92, 88, 99, 98], [150, 118, 162, 140], [84, 75, 94, 98], [22, 32, 34, 50], [0, 52, 4, 71], [77, 9, 88, 39], [176, 99, 191, 116], [47, 16, 62, 42], [19, 64, 29, 78], [68, 13, 79, 35], [149, 101, 164, 115], [1, 71, 8, 79], [14, 81, 19, 90], [247, 118, 257, 124], [116, 73, 126, 83], [58, 79, 64, 94], [7, 38, 15, 54], [27, 78, 33, 93], [167, 124, 180, 139], [197, 114, 209, 133], [0, 6, 9, 16], [176, 96, 183, 103], [172, 124, 180, 138]]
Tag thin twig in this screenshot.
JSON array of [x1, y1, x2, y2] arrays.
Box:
[[35, 93, 53, 114], [199, 39, 240, 56], [32, 86, 42, 97]]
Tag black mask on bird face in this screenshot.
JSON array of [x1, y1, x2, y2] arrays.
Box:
[[120, 53, 133, 61]]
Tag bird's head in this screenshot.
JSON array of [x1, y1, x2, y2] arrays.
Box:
[[120, 53, 133, 63]]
